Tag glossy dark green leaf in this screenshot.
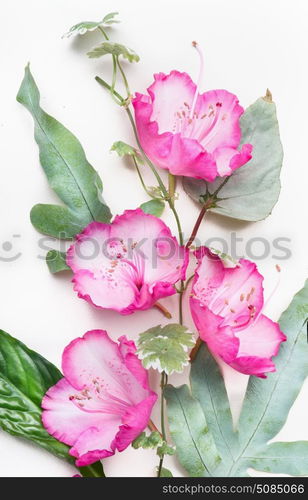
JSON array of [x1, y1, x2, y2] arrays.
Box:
[[0, 329, 104, 477], [17, 65, 112, 238], [46, 250, 71, 274], [0, 329, 70, 460]]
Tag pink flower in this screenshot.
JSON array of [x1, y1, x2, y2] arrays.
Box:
[[133, 70, 252, 181], [190, 248, 286, 377], [42, 330, 157, 466], [67, 208, 188, 314]]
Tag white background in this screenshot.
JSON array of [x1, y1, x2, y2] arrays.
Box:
[[0, 0, 308, 477]]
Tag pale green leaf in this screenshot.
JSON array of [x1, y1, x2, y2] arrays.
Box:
[[183, 93, 283, 221], [88, 41, 139, 62], [137, 324, 194, 375], [250, 442, 308, 476], [187, 280, 308, 477], [17, 64, 112, 239], [191, 344, 239, 470], [111, 141, 138, 157], [164, 385, 221, 476], [132, 431, 162, 449], [140, 199, 165, 217], [63, 12, 120, 37]]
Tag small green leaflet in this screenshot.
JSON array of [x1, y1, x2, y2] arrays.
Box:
[[159, 467, 173, 477], [0, 329, 104, 477], [63, 12, 120, 37], [164, 385, 222, 476], [88, 41, 140, 63], [46, 250, 70, 274], [137, 324, 195, 375], [183, 92, 283, 222], [111, 141, 138, 158], [140, 199, 165, 217], [166, 280, 308, 477], [132, 431, 162, 449]]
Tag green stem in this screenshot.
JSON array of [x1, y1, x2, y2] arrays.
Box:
[[117, 56, 131, 96], [157, 371, 168, 477]]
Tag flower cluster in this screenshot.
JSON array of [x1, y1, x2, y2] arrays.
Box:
[[13, 17, 287, 476]]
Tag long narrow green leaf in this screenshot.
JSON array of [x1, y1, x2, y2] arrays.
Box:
[[164, 384, 221, 477], [191, 345, 239, 468]]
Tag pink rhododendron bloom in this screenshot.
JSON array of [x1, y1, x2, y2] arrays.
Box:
[[42, 330, 157, 466], [190, 248, 286, 377], [67, 209, 188, 314], [133, 68, 252, 181]]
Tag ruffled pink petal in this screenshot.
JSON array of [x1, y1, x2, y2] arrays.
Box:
[[194, 89, 244, 152], [62, 330, 152, 404], [67, 209, 188, 314], [190, 298, 239, 364], [213, 143, 253, 176], [111, 209, 188, 285], [41, 378, 106, 446], [148, 71, 196, 133], [133, 90, 218, 181], [210, 258, 264, 327], [192, 247, 226, 306], [71, 269, 136, 313], [236, 314, 286, 359], [113, 395, 158, 452], [70, 424, 118, 466], [229, 356, 276, 378]]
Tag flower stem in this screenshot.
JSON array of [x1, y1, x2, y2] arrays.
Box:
[[154, 301, 172, 319], [157, 371, 168, 477], [186, 197, 214, 249]]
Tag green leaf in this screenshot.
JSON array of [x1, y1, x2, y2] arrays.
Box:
[[88, 41, 139, 63], [30, 204, 85, 239], [159, 467, 173, 477], [17, 64, 112, 238], [111, 141, 138, 158], [132, 431, 162, 449], [63, 12, 120, 37], [188, 281, 308, 477], [183, 92, 283, 221], [140, 199, 165, 217], [0, 329, 104, 477], [0, 329, 71, 461], [137, 324, 195, 375], [46, 250, 70, 274], [157, 442, 175, 459], [249, 442, 308, 476], [191, 344, 239, 470], [164, 385, 221, 476]]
